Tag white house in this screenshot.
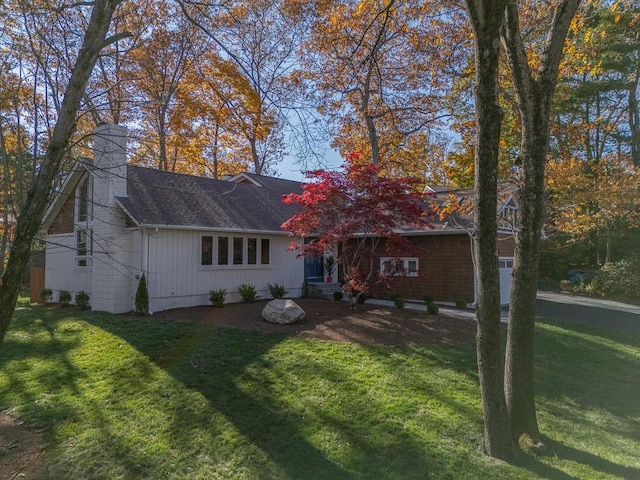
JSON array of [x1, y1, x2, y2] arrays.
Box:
[[41, 124, 306, 313]]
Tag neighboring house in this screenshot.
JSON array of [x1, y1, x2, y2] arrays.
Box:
[[41, 124, 305, 313], [367, 186, 516, 305]]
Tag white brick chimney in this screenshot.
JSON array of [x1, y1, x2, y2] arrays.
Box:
[[90, 124, 132, 313]]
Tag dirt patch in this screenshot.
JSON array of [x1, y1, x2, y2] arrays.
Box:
[[153, 297, 477, 346], [0, 413, 47, 480]]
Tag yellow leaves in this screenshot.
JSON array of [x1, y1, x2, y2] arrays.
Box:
[[547, 155, 640, 237]]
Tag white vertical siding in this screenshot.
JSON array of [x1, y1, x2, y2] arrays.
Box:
[[145, 229, 304, 312], [45, 233, 92, 299], [47, 227, 305, 313]]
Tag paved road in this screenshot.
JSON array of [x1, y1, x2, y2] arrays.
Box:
[[536, 290, 640, 335]]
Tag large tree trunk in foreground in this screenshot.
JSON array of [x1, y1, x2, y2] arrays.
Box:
[[0, 0, 126, 347], [501, 0, 582, 448], [464, 0, 516, 461]]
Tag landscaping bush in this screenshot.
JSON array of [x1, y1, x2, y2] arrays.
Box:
[[423, 294, 434, 304], [427, 301, 439, 315], [558, 257, 640, 304], [135, 274, 149, 315], [238, 284, 258, 303], [75, 291, 90, 310], [333, 291, 344, 301], [40, 287, 53, 303], [209, 289, 227, 308], [268, 283, 288, 299], [393, 296, 405, 309], [59, 290, 72, 306], [601, 257, 640, 301], [455, 299, 467, 309], [356, 293, 367, 304]]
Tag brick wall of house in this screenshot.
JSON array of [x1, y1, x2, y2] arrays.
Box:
[[498, 233, 515, 257], [48, 194, 74, 235], [367, 233, 475, 303]]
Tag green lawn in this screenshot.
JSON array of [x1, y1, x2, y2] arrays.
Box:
[[1, 298, 639, 479]]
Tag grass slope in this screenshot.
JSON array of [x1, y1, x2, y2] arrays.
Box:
[[1, 298, 639, 479]]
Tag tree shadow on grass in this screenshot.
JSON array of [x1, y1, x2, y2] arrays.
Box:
[[87, 315, 494, 479], [93, 317, 361, 479], [1, 307, 189, 478], [545, 436, 640, 479]]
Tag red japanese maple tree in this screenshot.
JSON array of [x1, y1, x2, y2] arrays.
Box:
[[282, 153, 432, 306]]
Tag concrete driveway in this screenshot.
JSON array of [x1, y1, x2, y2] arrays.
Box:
[[536, 291, 640, 335]]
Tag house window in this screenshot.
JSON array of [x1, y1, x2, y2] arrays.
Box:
[[247, 238, 257, 265], [233, 237, 244, 265], [499, 258, 513, 269], [76, 177, 92, 223], [380, 257, 419, 277], [201, 236, 213, 266], [261, 238, 270, 265], [218, 237, 229, 265], [201, 235, 271, 267], [499, 200, 516, 232], [76, 228, 92, 267]]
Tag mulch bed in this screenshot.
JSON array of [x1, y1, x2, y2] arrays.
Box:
[[153, 297, 477, 346]]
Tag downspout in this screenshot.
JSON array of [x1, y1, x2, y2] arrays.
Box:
[[468, 231, 478, 307]]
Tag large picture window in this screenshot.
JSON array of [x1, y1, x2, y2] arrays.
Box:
[[233, 237, 244, 265], [247, 238, 257, 265], [261, 238, 270, 265], [218, 237, 229, 265], [201, 236, 213, 266], [201, 235, 271, 267], [380, 257, 419, 277]]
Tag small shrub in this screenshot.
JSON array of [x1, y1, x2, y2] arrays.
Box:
[[356, 293, 367, 304], [559, 280, 574, 292], [268, 283, 288, 299], [238, 283, 258, 303], [333, 291, 344, 301], [423, 294, 434, 304], [393, 296, 405, 309], [209, 289, 227, 307], [40, 287, 53, 303], [427, 301, 439, 315], [75, 291, 90, 310], [455, 299, 467, 309], [59, 290, 72, 306], [135, 274, 149, 315]]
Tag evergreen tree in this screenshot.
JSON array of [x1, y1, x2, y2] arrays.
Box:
[[135, 274, 149, 315]]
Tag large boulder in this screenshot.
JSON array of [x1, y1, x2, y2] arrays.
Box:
[[262, 299, 305, 325]]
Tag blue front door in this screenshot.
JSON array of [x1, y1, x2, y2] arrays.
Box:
[[303, 238, 324, 281], [305, 254, 324, 282]]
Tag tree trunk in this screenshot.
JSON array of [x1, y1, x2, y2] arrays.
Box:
[[158, 108, 168, 171], [629, 32, 640, 167], [504, 128, 545, 446], [249, 136, 262, 174], [464, 0, 515, 461], [0, 0, 125, 346], [605, 225, 613, 264], [501, 0, 581, 448]]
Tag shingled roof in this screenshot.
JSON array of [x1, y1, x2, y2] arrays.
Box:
[[115, 166, 303, 233]]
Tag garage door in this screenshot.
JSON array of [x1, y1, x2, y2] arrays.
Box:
[[499, 257, 513, 305]]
